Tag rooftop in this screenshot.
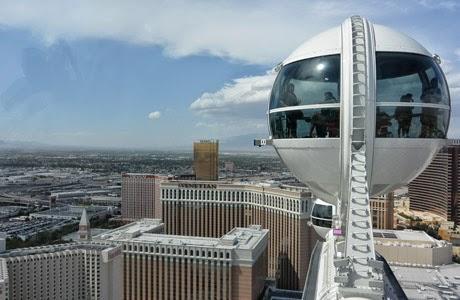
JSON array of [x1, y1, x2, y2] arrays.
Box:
[[122, 173, 167, 178], [391, 264, 460, 300], [373, 229, 451, 249], [95, 220, 267, 251], [31, 205, 114, 220], [374, 229, 436, 242], [94, 219, 164, 241], [0, 242, 115, 258], [162, 180, 311, 196]]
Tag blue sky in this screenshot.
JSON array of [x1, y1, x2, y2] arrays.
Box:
[[0, 0, 459, 149]]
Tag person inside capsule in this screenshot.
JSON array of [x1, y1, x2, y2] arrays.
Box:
[[279, 83, 301, 138], [270, 52, 449, 140], [394, 93, 414, 138], [420, 78, 442, 138], [269, 55, 341, 139], [375, 52, 449, 138]]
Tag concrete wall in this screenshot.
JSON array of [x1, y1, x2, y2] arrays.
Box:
[[375, 243, 452, 266]]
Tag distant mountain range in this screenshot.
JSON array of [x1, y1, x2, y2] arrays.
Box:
[[219, 133, 269, 151], [0, 139, 54, 150], [0, 133, 273, 153]]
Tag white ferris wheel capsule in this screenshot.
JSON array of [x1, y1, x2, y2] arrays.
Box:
[[269, 17, 450, 206], [267, 15, 451, 298]]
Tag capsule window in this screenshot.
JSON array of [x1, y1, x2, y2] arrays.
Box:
[[376, 52, 450, 138], [269, 108, 340, 139], [270, 55, 341, 109], [376, 52, 449, 105], [375, 106, 448, 138]]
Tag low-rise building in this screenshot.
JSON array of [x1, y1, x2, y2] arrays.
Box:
[[0, 259, 8, 300], [30, 205, 115, 221], [374, 229, 452, 266]]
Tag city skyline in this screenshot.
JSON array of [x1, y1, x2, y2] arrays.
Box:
[[0, 1, 459, 149], [1, 5, 460, 299]]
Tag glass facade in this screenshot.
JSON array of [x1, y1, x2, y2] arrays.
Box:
[[269, 52, 450, 139]]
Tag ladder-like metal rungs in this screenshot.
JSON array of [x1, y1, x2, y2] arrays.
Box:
[[352, 209, 369, 217], [352, 187, 367, 194], [352, 232, 370, 240], [352, 156, 366, 161], [352, 164, 366, 172], [352, 244, 370, 253], [336, 16, 383, 297], [351, 220, 370, 229], [352, 177, 366, 184], [351, 172, 366, 179], [352, 198, 368, 205]]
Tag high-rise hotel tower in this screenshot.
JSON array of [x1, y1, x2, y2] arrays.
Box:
[[409, 141, 460, 225], [193, 140, 219, 181], [121, 173, 167, 220]]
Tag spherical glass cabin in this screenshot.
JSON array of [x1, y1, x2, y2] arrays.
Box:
[[269, 18, 451, 206]]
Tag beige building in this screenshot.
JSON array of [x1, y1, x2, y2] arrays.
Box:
[[374, 229, 452, 266], [121, 173, 167, 220], [193, 140, 219, 181], [0, 242, 123, 300], [0, 259, 8, 300], [370, 193, 394, 229], [161, 180, 319, 290], [409, 142, 460, 225], [95, 220, 268, 300]]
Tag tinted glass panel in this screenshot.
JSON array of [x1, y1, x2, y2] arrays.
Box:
[[312, 218, 332, 228], [376, 52, 449, 105], [270, 108, 340, 139], [376, 106, 448, 138], [270, 55, 340, 109], [311, 204, 332, 227]]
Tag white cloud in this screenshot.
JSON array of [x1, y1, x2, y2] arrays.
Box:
[[447, 72, 460, 110], [190, 70, 276, 117], [190, 70, 274, 136], [0, 0, 438, 65], [443, 58, 460, 103], [415, 0, 459, 10], [455, 49, 460, 59], [148, 111, 161, 120]]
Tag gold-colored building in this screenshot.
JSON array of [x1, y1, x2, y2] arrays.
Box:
[[193, 140, 219, 181], [161, 180, 319, 290], [370, 193, 394, 230]]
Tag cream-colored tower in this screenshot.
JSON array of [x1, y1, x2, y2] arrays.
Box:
[[79, 208, 91, 240]]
